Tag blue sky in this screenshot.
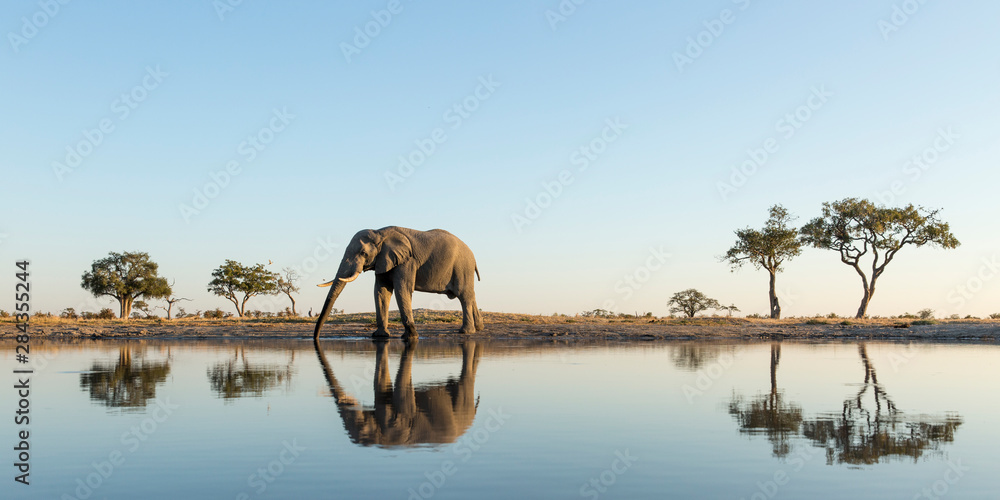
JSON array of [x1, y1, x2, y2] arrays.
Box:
[[2, 1, 998, 318]]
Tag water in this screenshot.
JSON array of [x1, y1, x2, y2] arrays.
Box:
[[3, 339, 998, 499]]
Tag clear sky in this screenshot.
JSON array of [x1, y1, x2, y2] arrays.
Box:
[[2, 1, 998, 319]]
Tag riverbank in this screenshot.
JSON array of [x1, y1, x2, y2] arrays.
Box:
[[2, 312, 998, 343]]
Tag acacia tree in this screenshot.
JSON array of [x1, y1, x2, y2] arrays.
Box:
[[721, 205, 802, 319], [800, 198, 959, 318], [207, 260, 279, 317], [81, 251, 172, 319], [668, 289, 721, 318], [276, 267, 301, 316]]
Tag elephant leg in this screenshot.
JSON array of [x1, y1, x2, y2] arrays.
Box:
[[373, 275, 393, 338], [393, 271, 418, 340], [458, 294, 476, 334]]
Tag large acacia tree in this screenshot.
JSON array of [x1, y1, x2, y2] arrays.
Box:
[[81, 251, 172, 319], [800, 198, 959, 318], [721, 205, 802, 319], [207, 260, 279, 317]]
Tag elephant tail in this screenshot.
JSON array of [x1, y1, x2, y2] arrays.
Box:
[[475, 267, 480, 281]]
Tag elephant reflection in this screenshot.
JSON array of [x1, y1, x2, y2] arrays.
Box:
[[207, 346, 295, 400], [313, 340, 482, 447], [79, 347, 170, 410], [801, 343, 962, 465], [728, 344, 803, 457]]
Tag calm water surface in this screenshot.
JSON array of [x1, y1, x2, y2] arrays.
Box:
[[3, 338, 999, 499]]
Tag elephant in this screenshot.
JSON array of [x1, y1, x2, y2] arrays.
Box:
[[313, 226, 483, 340], [313, 339, 483, 447]]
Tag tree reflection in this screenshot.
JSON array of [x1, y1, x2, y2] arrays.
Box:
[[313, 340, 482, 447], [79, 347, 170, 410], [801, 343, 962, 465], [670, 344, 723, 370], [207, 346, 294, 399], [728, 344, 803, 457], [729, 343, 962, 465]]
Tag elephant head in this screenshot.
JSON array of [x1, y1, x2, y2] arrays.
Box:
[[314, 228, 413, 338]]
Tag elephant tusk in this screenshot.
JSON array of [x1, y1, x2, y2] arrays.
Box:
[[340, 271, 361, 283], [317, 280, 335, 288]]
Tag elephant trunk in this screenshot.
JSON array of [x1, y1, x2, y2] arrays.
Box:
[[314, 278, 348, 339]]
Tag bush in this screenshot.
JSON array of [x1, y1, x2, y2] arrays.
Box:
[[0, 310, 9, 318], [918, 308, 934, 320], [826, 312, 838, 319], [746, 313, 765, 319], [60, 308, 79, 319], [989, 313, 1000, 319], [897, 312, 918, 319], [82, 308, 117, 320], [33, 311, 53, 318], [805, 319, 829, 325], [913, 319, 938, 326], [204, 308, 225, 319], [948, 314, 960, 320], [840, 320, 852, 326]]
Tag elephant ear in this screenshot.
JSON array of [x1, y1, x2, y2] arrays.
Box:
[[375, 232, 412, 273]]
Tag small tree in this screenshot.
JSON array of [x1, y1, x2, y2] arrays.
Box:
[[276, 267, 301, 316], [668, 289, 721, 318], [81, 251, 172, 320], [721, 304, 741, 317], [721, 205, 801, 319], [800, 199, 959, 318], [207, 260, 279, 317]]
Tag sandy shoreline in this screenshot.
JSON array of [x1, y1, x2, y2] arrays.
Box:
[[3, 318, 999, 344]]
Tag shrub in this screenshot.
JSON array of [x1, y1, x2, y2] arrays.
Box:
[[897, 312, 918, 319], [826, 312, 838, 319], [912, 319, 938, 326], [746, 313, 765, 319], [204, 308, 225, 319], [32, 311, 53, 318], [989, 313, 1000, 319], [805, 319, 829, 325], [918, 308, 934, 320], [82, 308, 116, 320], [840, 320, 852, 326], [60, 308, 79, 319], [0, 310, 9, 318], [948, 314, 960, 320]]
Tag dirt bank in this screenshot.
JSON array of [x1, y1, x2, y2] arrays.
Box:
[[3, 316, 998, 343]]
